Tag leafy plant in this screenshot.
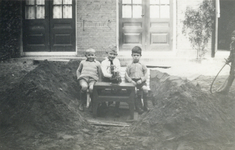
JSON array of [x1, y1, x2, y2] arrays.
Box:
[[0, 0, 21, 60], [182, 0, 215, 60]]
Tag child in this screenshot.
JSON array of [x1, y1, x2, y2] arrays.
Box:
[[101, 46, 122, 83], [125, 46, 149, 114], [101, 45, 122, 117], [76, 48, 102, 111], [217, 30, 235, 94]]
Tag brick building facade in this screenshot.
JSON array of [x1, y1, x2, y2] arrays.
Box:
[[3, 0, 231, 61], [76, 0, 117, 57], [74, 0, 213, 58]]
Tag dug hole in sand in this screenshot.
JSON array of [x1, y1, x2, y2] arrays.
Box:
[[0, 59, 235, 150]]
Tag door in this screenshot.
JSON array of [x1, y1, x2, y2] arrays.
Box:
[[23, 0, 75, 52], [218, 0, 235, 50], [119, 0, 173, 51]]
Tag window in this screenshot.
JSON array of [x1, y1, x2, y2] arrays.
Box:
[[122, 0, 142, 18], [53, 0, 72, 19], [150, 0, 170, 18], [25, 0, 45, 19]]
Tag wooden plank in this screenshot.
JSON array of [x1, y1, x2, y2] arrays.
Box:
[[87, 119, 130, 127], [146, 65, 171, 69]]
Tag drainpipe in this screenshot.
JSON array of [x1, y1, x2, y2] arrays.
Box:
[[20, 0, 23, 57], [211, 0, 219, 58]]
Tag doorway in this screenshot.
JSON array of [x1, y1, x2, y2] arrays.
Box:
[[22, 0, 75, 52], [119, 0, 173, 51], [218, 0, 235, 50]]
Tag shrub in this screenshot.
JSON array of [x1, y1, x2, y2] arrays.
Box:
[[182, 0, 215, 60], [0, 0, 21, 60]]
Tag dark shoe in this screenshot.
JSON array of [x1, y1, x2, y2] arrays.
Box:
[[136, 107, 144, 115], [78, 103, 85, 112], [143, 106, 149, 112], [143, 99, 149, 112], [88, 103, 92, 112]]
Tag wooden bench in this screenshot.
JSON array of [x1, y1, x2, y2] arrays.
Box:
[[84, 65, 170, 116], [92, 82, 135, 119], [84, 67, 150, 109], [90, 67, 151, 119]]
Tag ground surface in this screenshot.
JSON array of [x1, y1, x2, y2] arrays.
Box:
[[0, 58, 235, 150]]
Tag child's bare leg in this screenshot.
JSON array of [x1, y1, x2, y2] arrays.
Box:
[[88, 80, 96, 94], [142, 85, 149, 111], [135, 88, 144, 114], [79, 79, 88, 104], [87, 80, 96, 108]]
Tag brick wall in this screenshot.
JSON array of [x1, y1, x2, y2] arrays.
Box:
[[76, 0, 116, 57], [75, 0, 213, 59]]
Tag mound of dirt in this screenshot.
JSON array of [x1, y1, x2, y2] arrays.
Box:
[[1, 60, 235, 150], [0, 59, 37, 91], [131, 70, 235, 149], [0, 60, 92, 149]]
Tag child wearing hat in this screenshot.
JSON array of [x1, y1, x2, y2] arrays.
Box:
[[125, 46, 149, 114], [76, 48, 102, 111], [217, 30, 235, 94], [101, 45, 122, 117]]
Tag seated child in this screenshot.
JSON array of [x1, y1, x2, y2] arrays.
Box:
[[125, 46, 149, 114], [101, 45, 122, 117], [101, 46, 122, 83], [76, 48, 102, 111]]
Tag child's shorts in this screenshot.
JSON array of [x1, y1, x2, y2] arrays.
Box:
[[132, 78, 147, 89], [79, 76, 96, 84]]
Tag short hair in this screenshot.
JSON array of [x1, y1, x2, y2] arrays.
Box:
[[106, 45, 118, 55], [85, 48, 96, 55], [132, 46, 142, 55]]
